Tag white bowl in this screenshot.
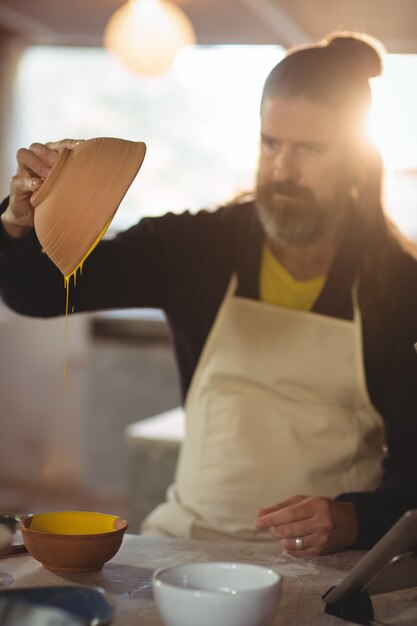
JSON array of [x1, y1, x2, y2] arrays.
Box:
[[152, 561, 282, 626]]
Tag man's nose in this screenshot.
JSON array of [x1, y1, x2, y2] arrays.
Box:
[[272, 146, 298, 181]]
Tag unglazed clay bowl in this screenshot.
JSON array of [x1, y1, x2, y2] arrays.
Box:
[[152, 562, 282, 626], [19, 511, 128, 574], [31, 137, 146, 277]]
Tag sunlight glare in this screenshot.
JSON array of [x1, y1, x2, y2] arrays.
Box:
[[368, 55, 417, 171]]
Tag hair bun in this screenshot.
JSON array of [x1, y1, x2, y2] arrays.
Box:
[[324, 31, 384, 79]]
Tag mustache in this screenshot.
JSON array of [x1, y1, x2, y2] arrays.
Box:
[[257, 181, 315, 203]]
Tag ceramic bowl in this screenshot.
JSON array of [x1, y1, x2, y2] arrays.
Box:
[[31, 137, 146, 277], [152, 561, 282, 626], [19, 511, 128, 574], [0, 524, 12, 555], [0, 513, 21, 534]]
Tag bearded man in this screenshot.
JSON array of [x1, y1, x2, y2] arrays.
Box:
[[1, 32, 417, 555]]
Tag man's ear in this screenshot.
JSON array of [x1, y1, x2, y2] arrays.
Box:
[[346, 144, 365, 201], [349, 142, 383, 204]]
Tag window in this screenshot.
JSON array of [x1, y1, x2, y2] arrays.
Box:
[[368, 55, 417, 239], [11, 45, 417, 238], [11, 45, 283, 231]]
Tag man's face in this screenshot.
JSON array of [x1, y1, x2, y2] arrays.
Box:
[[256, 95, 357, 245]]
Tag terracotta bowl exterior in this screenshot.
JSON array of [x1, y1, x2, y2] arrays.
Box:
[[19, 511, 128, 574], [31, 137, 146, 276]]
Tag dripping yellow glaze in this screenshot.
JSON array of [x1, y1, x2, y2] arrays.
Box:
[[63, 217, 114, 386]]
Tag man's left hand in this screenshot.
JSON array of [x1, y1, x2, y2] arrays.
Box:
[[255, 495, 358, 556]]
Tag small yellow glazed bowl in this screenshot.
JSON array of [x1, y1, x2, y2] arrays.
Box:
[[19, 511, 128, 574]]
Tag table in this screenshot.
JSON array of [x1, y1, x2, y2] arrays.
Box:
[[1, 535, 416, 625]]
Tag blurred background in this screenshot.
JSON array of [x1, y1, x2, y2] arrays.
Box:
[[0, 0, 416, 530]]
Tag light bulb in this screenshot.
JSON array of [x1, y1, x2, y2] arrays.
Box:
[[104, 0, 196, 75]]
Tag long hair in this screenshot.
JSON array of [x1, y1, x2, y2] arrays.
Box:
[[261, 32, 417, 321], [261, 32, 383, 126], [354, 144, 417, 329]]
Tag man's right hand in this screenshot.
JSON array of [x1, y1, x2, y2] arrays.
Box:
[[1, 139, 82, 239]]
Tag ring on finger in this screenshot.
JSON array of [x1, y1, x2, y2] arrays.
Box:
[[295, 536, 305, 550]]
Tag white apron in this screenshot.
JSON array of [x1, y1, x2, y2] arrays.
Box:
[[142, 275, 385, 541]]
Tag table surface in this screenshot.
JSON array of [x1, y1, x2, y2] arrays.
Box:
[[1, 534, 416, 625]]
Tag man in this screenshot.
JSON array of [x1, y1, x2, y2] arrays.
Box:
[[1, 32, 417, 556]]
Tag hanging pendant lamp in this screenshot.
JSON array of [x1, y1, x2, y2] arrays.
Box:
[[104, 0, 196, 75]]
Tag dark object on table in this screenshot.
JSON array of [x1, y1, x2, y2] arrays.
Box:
[[0, 586, 113, 626], [323, 510, 417, 625]]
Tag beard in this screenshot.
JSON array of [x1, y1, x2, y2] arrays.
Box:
[[255, 180, 332, 245]]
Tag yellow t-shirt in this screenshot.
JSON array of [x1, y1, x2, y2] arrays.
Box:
[[260, 244, 325, 311]]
